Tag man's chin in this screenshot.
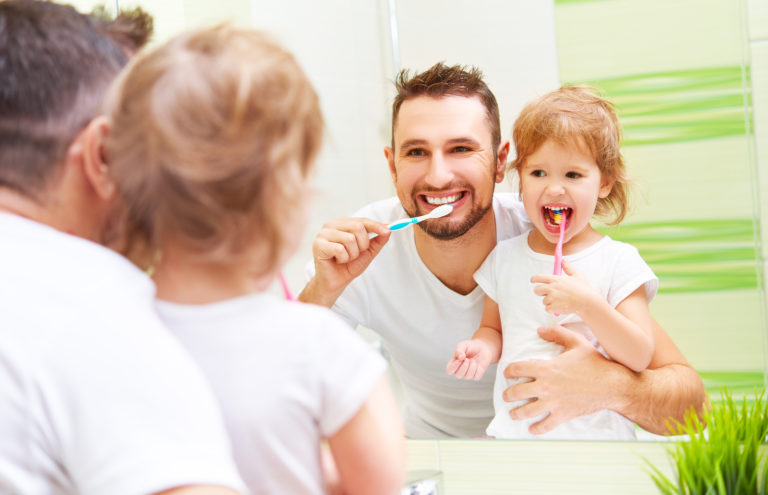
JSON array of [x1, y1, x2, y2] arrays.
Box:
[[417, 203, 492, 241]]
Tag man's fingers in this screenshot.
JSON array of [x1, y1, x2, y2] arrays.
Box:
[[503, 360, 541, 380], [508, 396, 547, 420], [537, 325, 584, 350], [502, 377, 539, 402], [528, 411, 564, 435], [313, 218, 389, 264], [314, 238, 351, 263]]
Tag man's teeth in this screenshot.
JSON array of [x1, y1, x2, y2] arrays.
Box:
[[425, 194, 460, 205]]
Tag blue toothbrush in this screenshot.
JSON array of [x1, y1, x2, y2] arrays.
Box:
[[387, 204, 454, 231]]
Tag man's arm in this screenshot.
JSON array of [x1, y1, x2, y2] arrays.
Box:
[[298, 217, 390, 307], [503, 318, 706, 435]]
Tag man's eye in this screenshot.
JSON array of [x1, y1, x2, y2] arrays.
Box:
[[406, 149, 426, 157], [452, 146, 470, 153], [530, 170, 546, 177], [566, 171, 582, 179]]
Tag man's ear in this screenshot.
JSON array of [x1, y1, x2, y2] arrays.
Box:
[[495, 140, 510, 183], [79, 116, 115, 201], [384, 146, 397, 183]]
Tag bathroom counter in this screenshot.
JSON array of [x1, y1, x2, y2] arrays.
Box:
[[406, 438, 673, 494]]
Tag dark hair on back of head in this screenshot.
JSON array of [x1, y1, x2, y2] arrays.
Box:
[[90, 5, 154, 55], [0, 0, 151, 200]]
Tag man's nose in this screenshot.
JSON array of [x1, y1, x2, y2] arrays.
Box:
[[424, 152, 454, 187]]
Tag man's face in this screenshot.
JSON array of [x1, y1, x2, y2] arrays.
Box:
[[385, 95, 506, 240]]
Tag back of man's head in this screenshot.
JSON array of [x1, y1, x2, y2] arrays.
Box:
[[0, 0, 147, 200]]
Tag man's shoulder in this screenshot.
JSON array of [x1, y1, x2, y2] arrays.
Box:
[[0, 213, 148, 294], [492, 192, 531, 239]]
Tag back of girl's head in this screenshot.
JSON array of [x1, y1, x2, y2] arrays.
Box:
[[107, 24, 323, 272], [511, 85, 628, 224]]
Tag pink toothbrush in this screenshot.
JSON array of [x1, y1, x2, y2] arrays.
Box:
[[278, 272, 294, 301], [553, 209, 565, 276]]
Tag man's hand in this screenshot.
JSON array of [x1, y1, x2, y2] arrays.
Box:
[[298, 217, 390, 307], [502, 324, 623, 435], [446, 339, 493, 380]]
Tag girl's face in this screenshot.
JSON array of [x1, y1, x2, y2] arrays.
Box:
[[518, 138, 613, 254]]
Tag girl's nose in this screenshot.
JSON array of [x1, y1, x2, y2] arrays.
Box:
[[545, 180, 565, 196]]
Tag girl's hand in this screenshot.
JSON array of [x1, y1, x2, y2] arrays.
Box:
[[446, 339, 493, 380], [530, 261, 601, 315]]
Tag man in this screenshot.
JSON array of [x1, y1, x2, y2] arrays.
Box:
[[0, 2, 244, 493], [299, 62, 706, 438]]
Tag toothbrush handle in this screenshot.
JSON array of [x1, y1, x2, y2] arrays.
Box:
[[387, 217, 418, 231], [553, 221, 565, 276]]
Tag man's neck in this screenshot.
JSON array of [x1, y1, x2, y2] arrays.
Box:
[[412, 207, 497, 295], [0, 188, 55, 227]]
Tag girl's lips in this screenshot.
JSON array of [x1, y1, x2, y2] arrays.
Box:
[[541, 206, 571, 233]]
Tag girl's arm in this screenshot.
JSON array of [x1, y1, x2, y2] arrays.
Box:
[[327, 375, 406, 495], [446, 296, 503, 379], [532, 261, 654, 372], [578, 285, 654, 372]]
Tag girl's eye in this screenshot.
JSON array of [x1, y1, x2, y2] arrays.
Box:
[[566, 171, 581, 179], [531, 170, 546, 177]]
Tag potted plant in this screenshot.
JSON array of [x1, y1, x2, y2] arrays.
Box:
[[646, 389, 768, 494]]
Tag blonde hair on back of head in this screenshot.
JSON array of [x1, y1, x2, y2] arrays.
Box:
[[107, 23, 323, 274], [511, 85, 628, 224]]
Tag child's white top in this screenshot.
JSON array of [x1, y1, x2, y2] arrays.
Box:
[[0, 212, 244, 495], [474, 231, 658, 440], [157, 293, 387, 495]]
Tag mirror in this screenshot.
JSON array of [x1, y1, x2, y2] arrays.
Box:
[[83, 0, 767, 441]]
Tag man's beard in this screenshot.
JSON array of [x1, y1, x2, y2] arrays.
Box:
[[417, 198, 492, 240], [402, 183, 493, 241]]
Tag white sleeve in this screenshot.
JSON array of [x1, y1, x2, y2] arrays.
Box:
[[606, 243, 659, 308], [310, 312, 387, 437], [46, 317, 246, 495]]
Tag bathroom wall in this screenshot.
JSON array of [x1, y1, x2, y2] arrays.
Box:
[[552, 0, 766, 394]]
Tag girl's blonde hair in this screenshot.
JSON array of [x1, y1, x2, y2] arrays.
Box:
[[107, 24, 323, 273], [511, 85, 629, 224]]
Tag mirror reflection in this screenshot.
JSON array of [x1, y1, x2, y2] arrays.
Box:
[[75, 0, 765, 442]]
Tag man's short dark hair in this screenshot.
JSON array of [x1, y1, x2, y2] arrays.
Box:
[[0, 0, 151, 199], [391, 62, 501, 157]]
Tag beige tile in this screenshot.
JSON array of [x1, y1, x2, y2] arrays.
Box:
[[748, 0, 768, 41]]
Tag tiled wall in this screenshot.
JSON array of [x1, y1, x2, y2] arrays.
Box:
[[554, 0, 767, 394]]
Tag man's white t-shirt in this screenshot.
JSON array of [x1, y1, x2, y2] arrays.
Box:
[[317, 194, 530, 438], [157, 293, 387, 495], [0, 213, 244, 495], [475, 232, 658, 440]]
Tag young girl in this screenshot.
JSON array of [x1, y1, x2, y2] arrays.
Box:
[[106, 25, 405, 494], [446, 85, 658, 440]]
